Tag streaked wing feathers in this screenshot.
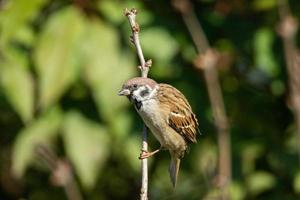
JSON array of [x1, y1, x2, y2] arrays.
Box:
[[157, 84, 199, 143]]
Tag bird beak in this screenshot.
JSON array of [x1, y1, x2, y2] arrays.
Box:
[[118, 88, 130, 96]]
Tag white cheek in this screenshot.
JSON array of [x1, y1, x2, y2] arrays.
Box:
[[132, 89, 142, 101], [132, 86, 150, 101]]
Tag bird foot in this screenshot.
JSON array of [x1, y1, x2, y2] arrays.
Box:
[[139, 149, 160, 160]]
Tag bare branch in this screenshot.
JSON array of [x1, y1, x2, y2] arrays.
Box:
[[172, 0, 209, 53], [35, 144, 83, 200], [124, 8, 150, 200], [277, 0, 300, 164], [124, 8, 150, 78], [172, 0, 231, 199]]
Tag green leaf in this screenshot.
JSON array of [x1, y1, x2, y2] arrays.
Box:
[[0, 0, 46, 46], [254, 28, 278, 77], [252, 0, 277, 11], [294, 171, 300, 194], [62, 111, 110, 190], [12, 107, 63, 178], [230, 181, 246, 200], [110, 111, 133, 140], [14, 24, 35, 46], [82, 18, 135, 122], [124, 135, 142, 172], [98, 0, 153, 26], [141, 27, 179, 78], [182, 44, 197, 62], [98, 0, 126, 24], [34, 7, 85, 110], [0, 48, 34, 123], [247, 171, 276, 195], [270, 79, 285, 96], [142, 27, 179, 62], [193, 139, 217, 174], [241, 143, 264, 174]]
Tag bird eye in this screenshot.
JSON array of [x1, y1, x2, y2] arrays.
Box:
[[133, 84, 138, 89]]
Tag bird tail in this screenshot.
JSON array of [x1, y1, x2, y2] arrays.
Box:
[[169, 152, 181, 188]]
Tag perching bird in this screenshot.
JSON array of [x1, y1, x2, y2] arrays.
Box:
[[118, 77, 199, 187]]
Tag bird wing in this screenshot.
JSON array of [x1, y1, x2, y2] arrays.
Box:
[[157, 84, 199, 143], [168, 110, 198, 143]]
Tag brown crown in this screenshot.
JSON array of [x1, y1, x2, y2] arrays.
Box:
[[123, 77, 157, 89]]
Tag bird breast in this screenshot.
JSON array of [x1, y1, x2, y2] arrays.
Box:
[[136, 98, 186, 152], [136, 98, 166, 145]]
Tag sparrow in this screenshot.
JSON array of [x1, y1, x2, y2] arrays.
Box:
[[118, 77, 199, 187]]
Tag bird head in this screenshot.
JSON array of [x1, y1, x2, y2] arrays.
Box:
[[118, 77, 157, 103]]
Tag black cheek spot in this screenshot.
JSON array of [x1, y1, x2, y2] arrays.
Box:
[[140, 89, 149, 97]]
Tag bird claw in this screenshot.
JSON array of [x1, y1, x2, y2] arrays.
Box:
[[138, 149, 160, 160], [139, 150, 149, 160]]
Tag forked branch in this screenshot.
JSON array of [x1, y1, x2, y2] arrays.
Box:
[[172, 0, 231, 199], [277, 0, 300, 164], [35, 144, 83, 200]]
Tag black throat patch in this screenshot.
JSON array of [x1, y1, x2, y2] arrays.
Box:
[[134, 99, 142, 110]]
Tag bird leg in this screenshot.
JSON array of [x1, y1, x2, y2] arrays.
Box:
[[139, 148, 161, 160]]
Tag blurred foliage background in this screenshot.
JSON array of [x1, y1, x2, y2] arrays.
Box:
[[1, 0, 300, 199]]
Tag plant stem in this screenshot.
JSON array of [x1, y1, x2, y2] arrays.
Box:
[[124, 8, 151, 200], [172, 0, 231, 199], [35, 144, 83, 200], [277, 0, 300, 164]]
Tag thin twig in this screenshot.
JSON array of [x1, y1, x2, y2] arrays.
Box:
[[35, 144, 83, 200], [277, 0, 300, 164], [172, 0, 231, 199], [124, 8, 151, 200]]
